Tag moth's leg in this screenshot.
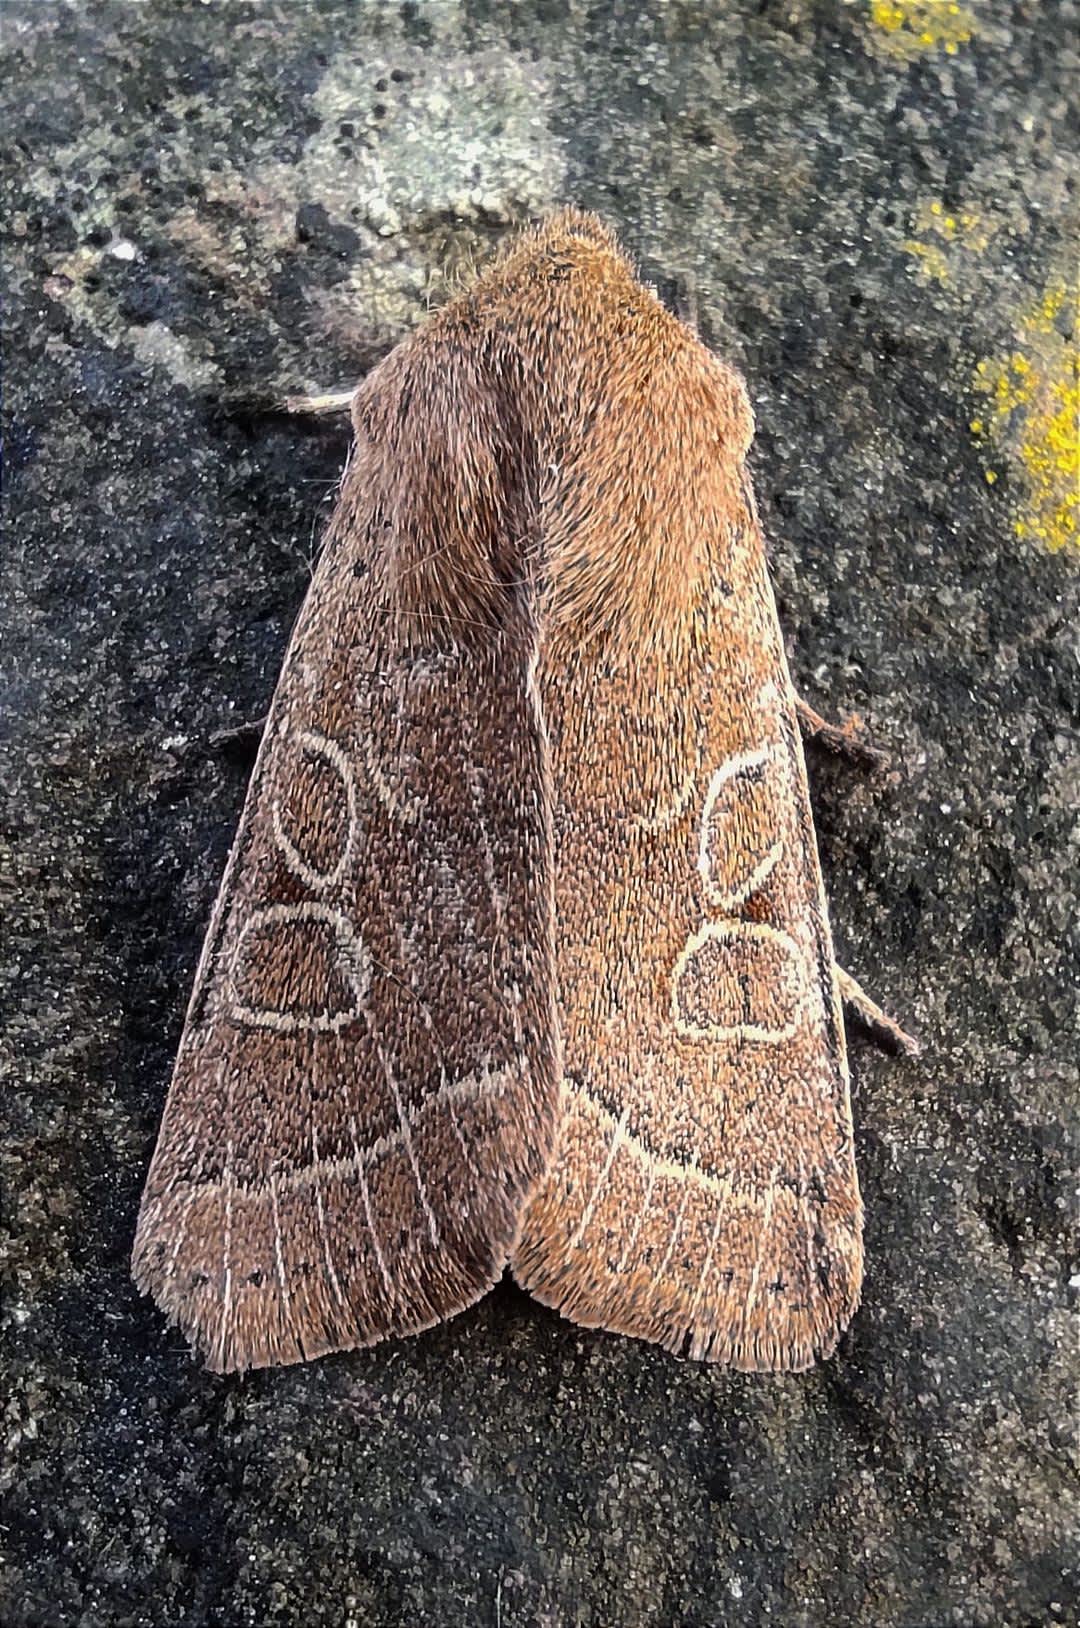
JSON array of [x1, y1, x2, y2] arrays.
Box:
[[209, 714, 268, 764], [149, 715, 268, 790], [284, 388, 356, 416], [795, 695, 887, 772], [836, 966, 920, 1056]]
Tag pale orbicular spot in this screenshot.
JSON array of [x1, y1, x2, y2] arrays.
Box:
[[698, 745, 784, 911], [671, 920, 807, 1045], [271, 730, 358, 890], [225, 902, 372, 1034]]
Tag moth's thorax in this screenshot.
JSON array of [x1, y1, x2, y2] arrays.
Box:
[[348, 213, 757, 657], [489, 241, 755, 654]]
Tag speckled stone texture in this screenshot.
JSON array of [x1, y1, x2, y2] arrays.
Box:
[[2, 3, 1076, 1625]]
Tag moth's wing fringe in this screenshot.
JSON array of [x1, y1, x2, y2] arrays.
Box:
[[519, 1276, 854, 1374], [514, 1187, 862, 1375]]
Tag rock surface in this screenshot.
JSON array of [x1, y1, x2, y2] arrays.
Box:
[[2, 3, 1076, 1625]]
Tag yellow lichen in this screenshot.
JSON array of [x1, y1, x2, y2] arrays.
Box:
[[972, 282, 1079, 554], [903, 238, 951, 284], [868, 0, 975, 58], [903, 198, 994, 287]]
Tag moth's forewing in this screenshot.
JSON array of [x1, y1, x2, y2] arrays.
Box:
[[511, 287, 860, 1372], [133, 343, 560, 1373]]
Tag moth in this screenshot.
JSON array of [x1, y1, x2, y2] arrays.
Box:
[[133, 210, 914, 1374]]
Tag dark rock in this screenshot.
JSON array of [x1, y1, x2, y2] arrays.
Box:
[[294, 201, 362, 258]]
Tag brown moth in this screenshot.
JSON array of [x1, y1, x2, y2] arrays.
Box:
[[133, 209, 910, 1374]]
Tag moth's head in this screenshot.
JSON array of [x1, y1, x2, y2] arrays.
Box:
[[534, 207, 619, 254], [482, 208, 625, 298]]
